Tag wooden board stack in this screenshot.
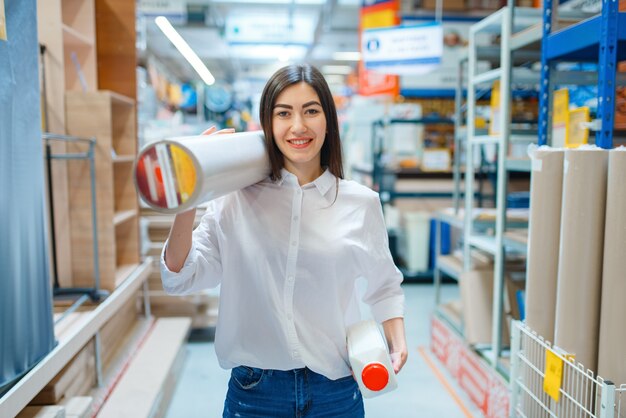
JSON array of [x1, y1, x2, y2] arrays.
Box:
[[141, 207, 219, 330]]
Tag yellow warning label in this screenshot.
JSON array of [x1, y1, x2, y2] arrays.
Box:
[[544, 349, 564, 402]]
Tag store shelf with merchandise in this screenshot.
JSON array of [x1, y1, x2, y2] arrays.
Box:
[[539, 0, 626, 149], [432, 3, 543, 346], [2, 2, 181, 417], [430, 7, 550, 413]]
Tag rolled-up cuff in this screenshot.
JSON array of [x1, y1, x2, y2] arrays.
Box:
[[370, 295, 405, 323], [160, 241, 198, 294]]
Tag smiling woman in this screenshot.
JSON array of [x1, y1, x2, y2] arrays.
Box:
[[161, 64, 407, 418], [259, 64, 344, 185]]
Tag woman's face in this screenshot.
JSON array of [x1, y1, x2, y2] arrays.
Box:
[[272, 82, 327, 174]]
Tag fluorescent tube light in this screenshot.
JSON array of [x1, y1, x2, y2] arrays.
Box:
[[332, 52, 361, 61], [155, 16, 215, 85]]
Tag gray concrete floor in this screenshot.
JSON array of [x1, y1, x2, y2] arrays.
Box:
[[165, 283, 481, 418]]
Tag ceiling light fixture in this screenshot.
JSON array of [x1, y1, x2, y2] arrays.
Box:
[[155, 16, 215, 85], [278, 46, 291, 63], [321, 65, 354, 75], [332, 52, 362, 61]]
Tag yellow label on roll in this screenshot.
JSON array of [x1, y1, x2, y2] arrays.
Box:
[[543, 349, 564, 402], [567, 107, 590, 148], [169, 145, 196, 203]]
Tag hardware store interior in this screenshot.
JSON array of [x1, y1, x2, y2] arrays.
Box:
[[2, 0, 626, 417]]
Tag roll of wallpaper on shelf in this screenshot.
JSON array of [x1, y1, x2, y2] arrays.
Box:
[[525, 147, 564, 343], [134, 131, 269, 214], [554, 146, 608, 373], [598, 147, 626, 392]]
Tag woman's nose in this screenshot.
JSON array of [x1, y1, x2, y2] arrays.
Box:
[[291, 114, 307, 134]]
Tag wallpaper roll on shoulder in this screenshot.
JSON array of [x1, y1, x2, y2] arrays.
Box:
[[554, 147, 608, 373], [524, 147, 564, 343], [598, 148, 626, 391]]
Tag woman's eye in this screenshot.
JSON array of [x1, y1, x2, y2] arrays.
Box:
[[275, 111, 289, 117], [305, 108, 320, 115]]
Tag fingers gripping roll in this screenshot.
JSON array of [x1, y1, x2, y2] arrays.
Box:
[[134, 131, 269, 213]]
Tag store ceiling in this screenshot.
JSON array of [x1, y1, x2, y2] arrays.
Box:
[[142, 0, 362, 89]]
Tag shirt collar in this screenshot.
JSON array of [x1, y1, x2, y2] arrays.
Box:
[[277, 168, 336, 197]]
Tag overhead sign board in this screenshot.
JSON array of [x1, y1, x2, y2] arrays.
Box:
[[225, 14, 315, 45], [138, 0, 187, 24], [362, 22, 443, 75]]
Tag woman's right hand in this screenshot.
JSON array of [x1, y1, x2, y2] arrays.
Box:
[[201, 126, 236, 136]]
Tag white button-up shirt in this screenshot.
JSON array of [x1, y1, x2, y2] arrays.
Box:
[[161, 168, 404, 379]]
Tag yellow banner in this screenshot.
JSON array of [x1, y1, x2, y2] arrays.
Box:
[[361, 9, 396, 29], [0, 0, 7, 41], [543, 349, 564, 402]]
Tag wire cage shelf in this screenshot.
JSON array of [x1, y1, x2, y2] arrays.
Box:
[[510, 321, 624, 418]]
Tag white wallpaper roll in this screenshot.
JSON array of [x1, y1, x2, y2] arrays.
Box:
[[525, 148, 564, 343], [134, 131, 270, 214], [554, 147, 608, 373], [598, 148, 626, 391]]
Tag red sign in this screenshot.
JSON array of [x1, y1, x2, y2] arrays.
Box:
[[358, 0, 399, 96]]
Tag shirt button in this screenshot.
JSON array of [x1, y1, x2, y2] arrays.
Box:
[[293, 350, 298, 357], [287, 314, 293, 321], [293, 216, 299, 221], [288, 276, 295, 283]]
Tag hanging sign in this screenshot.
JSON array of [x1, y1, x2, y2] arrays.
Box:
[[0, 0, 6, 41], [358, 0, 399, 96], [225, 14, 314, 46], [138, 0, 187, 24], [362, 22, 443, 75]]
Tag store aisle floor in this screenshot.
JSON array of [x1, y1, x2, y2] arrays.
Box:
[[165, 283, 481, 418]]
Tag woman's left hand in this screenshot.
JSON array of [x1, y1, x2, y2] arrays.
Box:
[[382, 317, 408, 374]]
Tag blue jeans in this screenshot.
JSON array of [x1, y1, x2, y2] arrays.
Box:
[[223, 366, 364, 417]]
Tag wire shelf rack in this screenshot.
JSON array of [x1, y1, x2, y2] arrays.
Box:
[[510, 320, 624, 418]]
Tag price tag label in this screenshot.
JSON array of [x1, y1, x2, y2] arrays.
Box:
[[543, 349, 564, 402]]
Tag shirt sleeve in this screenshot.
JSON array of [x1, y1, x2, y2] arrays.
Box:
[[357, 194, 405, 323], [160, 198, 224, 295]]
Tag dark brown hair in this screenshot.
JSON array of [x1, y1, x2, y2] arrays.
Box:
[[259, 64, 344, 181]]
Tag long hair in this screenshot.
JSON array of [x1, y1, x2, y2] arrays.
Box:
[[259, 64, 344, 182]]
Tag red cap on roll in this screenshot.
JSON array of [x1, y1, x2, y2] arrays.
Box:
[[361, 362, 389, 391]]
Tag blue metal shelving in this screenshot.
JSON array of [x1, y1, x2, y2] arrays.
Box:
[[539, 0, 625, 148]]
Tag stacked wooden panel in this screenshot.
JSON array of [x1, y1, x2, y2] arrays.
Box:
[[142, 207, 219, 330]]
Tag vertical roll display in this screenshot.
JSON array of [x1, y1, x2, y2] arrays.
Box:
[[525, 148, 564, 343], [554, 147, 608, 372], [134, 131, 270, 214], [598, 148, 626, 391]]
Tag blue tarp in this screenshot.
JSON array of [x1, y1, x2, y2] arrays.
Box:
[[0, 0, 56, 391]]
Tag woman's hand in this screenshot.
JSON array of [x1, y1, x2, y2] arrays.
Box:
[[382, 317, 408, 374], [202, 126, 236, 136]]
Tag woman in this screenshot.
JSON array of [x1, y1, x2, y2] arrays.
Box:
[[162, 64, 407, 417]]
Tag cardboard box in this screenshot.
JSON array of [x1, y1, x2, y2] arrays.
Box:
[[459, 269, 510, 346], [422, 0, 466, 11]]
